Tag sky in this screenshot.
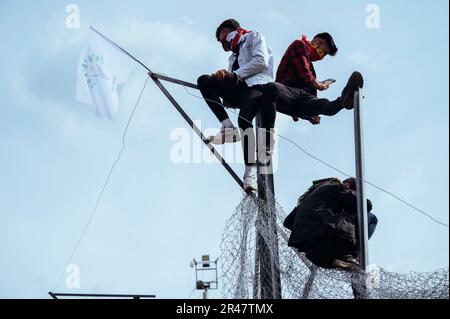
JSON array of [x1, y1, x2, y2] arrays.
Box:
[[0, 0, 448, 299]]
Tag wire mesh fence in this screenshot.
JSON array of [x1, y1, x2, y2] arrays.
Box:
[[220, 195, 449, 299]]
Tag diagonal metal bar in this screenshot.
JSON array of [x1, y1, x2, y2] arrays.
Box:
[[151, 73, 199, 90], [148, 72, 244, 190]]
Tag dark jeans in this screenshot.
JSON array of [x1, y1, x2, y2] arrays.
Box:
[[197, 75, 275, 166], [295, 236, 357, 268], [261, 82, 345, 123]]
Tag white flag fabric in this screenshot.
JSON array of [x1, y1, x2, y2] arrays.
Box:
[[76, 27, 136, 119]]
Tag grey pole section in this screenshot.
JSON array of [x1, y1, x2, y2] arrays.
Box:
[[354, 89, 369, 271], [255, 114, 282, 299]]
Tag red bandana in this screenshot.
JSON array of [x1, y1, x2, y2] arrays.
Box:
[[226, 28, 251, 53], [301, 35, 325, 62]]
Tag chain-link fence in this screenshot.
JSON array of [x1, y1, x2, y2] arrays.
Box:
[[220, 195, 449, 299]]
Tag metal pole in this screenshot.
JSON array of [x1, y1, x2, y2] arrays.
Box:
[[49, 292, 156, 299], [301, 268, 317, 299], [255, 114, 282, 299], [90, 26, 151, 73], [354, 89, 369, 271], [48, 292, 58, 299], [151, 73, 198, 90]]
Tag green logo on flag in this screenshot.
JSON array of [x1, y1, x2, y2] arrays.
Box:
[[82, 54, 106, 89]]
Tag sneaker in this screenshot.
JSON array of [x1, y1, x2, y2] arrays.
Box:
[[265, 135, 276, 156], [331, 258, 360, 272], [257, 147, 274, 161], [207, 127, 241, 145], [265, 147, 275, 157], [243, 172, 257, 192], [341, 71, 364, 110], [258, 130, 275, 157]]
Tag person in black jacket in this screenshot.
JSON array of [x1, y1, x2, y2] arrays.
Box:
[[284, 178, 378, 270]]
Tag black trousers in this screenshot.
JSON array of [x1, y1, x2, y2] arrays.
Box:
[[261, 82, 345, 124], [197, 75, 275, 166], [295, 236, 357, 269]]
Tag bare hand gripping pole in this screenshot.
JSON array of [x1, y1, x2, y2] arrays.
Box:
[[89, 26, 244, 190]]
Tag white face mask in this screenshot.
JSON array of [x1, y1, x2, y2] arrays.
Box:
[[225, 31, 239, 44]]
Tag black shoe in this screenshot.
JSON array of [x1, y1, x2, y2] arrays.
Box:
[[341, 71, 364, 110]]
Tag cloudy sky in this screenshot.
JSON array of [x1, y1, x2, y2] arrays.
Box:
[[0, 0, 448, 299]]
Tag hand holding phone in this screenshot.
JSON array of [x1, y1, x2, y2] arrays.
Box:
[[322, 79, 336, 85]]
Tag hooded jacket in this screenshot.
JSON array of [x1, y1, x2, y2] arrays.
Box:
[[284, 182, 377, 247]]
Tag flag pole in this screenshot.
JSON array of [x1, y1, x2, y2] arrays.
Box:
[[90, 26, 151, 73]]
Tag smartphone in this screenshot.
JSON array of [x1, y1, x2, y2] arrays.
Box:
[[322, 79, 336, 85]]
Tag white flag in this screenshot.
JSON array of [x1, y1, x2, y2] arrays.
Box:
[[76, 27, 136, 119]]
